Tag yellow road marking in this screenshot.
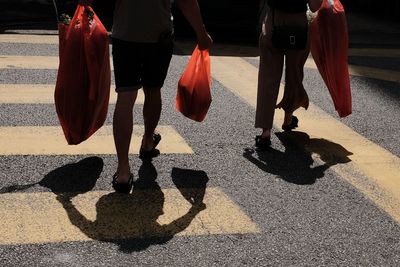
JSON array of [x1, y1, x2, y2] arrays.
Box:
[[0, 34, 58, 44], [304, 58, 400, 83], [0, 55, 114, 70], [210, 56, 400, 224], [1, 34, 400, 59], [2, 54, 398, 83], [348, 48, 400, 58], [0, 125, 193, 155], [0, 84, 144, 104], [0, 187, 260, 245]]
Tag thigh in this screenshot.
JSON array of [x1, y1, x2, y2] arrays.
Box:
[[142, 41, 173, 89], [112, 38, 144, 92]]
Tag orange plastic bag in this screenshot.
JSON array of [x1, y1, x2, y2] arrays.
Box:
[[55, 4, 111, 145], [310, 0, 352, 117], [176, 46, 211, 122]]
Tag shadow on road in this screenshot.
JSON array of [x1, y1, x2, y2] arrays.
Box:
[[243, 131, 353, 185], [55, 160, 208, 252], [0, 156, 209, 252], [0, 156, 103, 194]]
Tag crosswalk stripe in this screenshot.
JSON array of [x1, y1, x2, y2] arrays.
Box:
[[209, 56, 400, 224], [0, 84, 144, 104], [0, 187, 260, 245], [2, 54, 398, 83], [303, 58, 400, 83], [2, 34, 400, 59], [0, 34, 58, 44], [0, 125, 193, 155], [348, 48, 400, 58]]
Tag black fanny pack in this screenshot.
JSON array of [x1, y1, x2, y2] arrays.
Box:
[[271, 9, 308, 50]]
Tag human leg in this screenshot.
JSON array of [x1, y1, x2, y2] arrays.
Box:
[[111, 38, 143, 186], [255, 30, 284, 140], [139, 39, 173, 155], [141, 86, 162, 151], [113, 91, 138, 183], [278, 47, 310, 129]]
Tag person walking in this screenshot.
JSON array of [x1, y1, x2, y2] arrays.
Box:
[[255, 0, 322, 150], [79, 0, 212, 193]]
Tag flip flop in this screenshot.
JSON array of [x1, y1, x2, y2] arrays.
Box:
[[255, 135, 271, 151], [282, 116, 299, 131], [112, 173, 134, 194], [139, 133, 161, 159]]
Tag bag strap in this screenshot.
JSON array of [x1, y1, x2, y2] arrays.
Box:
[[52, 0, 59, 22]]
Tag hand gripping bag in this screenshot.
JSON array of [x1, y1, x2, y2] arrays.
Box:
[[55, 4, 111, 145], [176, 46, 211, 122], [310, 0, 352, 117]]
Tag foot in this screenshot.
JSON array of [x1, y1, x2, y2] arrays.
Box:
[[282, 115, 299, 131], [112, 173, 134, 194], [139, 133, 161, 159], [255, 135, 271, 150]]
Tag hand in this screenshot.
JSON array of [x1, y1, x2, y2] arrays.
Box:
[[197, 31, 213, 51], [78, 0, 93, 5]]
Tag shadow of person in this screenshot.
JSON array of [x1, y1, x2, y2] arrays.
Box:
[[243, 131, 353, 185], [0, 156, 103, 194], [171, 167, 209, 208], [57, 159, 205, 253]]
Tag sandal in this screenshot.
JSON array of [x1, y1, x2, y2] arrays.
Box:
[[139, 133, 161, 159], [112, 173, 134, 194], [282, 116, 299, 131], [255, 135, 271, 150]]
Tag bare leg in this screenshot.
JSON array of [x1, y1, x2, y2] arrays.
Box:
[[113, 90, 138, 183], [142, 86, 162, 150], [283, 111, 294, 126]]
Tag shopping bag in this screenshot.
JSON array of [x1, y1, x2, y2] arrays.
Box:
[[176, 46, 211, 122], [55, 4, 111, 145], [310, 0, 352, 117]]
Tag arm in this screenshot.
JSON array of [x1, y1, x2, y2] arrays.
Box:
[[175, 0, 213, 50], [308, 0, 322, 12]]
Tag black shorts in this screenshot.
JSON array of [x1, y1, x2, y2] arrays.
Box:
[[112, 37, 173, 92]]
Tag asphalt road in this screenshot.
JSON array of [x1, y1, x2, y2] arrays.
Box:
[[0, 29, 399, 266]]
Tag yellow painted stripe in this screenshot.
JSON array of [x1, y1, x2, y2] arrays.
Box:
[[0, 187, 260, 245], [0, 34, 58, 44], [0, 55, 59, 69], [210, 56, 400, 224], [0, 125, 193, 155], [0, 84, 144, 105], [304, 58, 400, 83], [2, 55, 398, 83], [348, 48, 400, 58], [1, 35, 399, 59], [0, 55, 114, 70]]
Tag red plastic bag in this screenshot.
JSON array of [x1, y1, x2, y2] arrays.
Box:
[[176, 46, 211, 122], [310, 0, 352, 117], [55, 4, 111, 145]]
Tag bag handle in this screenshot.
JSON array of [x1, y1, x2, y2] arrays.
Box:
[[52, 0, 59, 22]]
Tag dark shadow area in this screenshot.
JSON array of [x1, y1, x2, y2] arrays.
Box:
[[171, 167, 209, 207], [56, 159, 206, 253], [40, 156, 103, 195], [173, 38, 260, 57], [0, 156, 103, 194], [243, 131, 353, 185]]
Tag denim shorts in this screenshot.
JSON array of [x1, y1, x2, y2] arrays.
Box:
[[112, 37, 173, 92]]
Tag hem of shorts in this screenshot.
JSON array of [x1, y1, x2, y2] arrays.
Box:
[[115, 85, 142, 92]]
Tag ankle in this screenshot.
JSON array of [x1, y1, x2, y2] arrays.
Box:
[[283, 113, 293, 125], [261, 129, 271, 138], [116, 166, 131, 182]]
